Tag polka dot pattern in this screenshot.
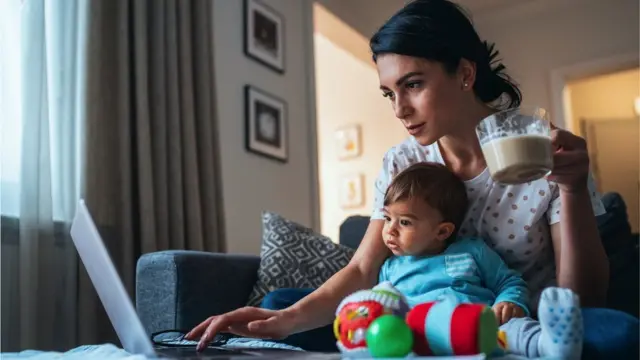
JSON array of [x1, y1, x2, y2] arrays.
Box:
[[369, 137, 606, 305]]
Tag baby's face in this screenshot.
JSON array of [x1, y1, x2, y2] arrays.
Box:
[[382, 198, 449, 256]]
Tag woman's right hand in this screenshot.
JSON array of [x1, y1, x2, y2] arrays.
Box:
[[184, 307, 297, 351]]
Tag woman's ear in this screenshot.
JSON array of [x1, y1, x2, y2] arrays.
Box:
[[435, 222, 456, 242], [458, 58, 476, 91]]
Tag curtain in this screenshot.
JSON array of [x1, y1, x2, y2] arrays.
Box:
[[82, 0, 225, 294], [1, 0, 224, 351], [5, 0, 89, 351]]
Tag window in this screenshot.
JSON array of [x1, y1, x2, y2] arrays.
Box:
[[0, 0, 22, 217]]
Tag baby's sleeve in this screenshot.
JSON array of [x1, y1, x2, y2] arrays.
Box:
[[371, 150, 397, 220], [546, 172, 607, 225], [473, 241, 531, 315]]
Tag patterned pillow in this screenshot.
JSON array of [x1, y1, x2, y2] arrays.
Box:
[[246, 212, 356, 307]]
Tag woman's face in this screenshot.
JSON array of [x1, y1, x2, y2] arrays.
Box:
[[376, 54, 471, 145]]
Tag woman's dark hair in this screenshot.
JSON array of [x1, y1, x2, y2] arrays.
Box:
[[370, 0, 522, 109]]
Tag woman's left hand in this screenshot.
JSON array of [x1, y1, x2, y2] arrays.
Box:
[[547, 124, 590, 193]]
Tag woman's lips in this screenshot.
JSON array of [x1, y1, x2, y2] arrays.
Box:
[[405, 123, 425, 135]]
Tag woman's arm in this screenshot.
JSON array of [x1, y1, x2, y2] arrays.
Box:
[[547, 125, 609, 307], [190, 153, 397, 349], [188, 221, 390, 350], [188, 220, 390, 349], [283, 220, 390, 333], [550, 188, 609, 307]]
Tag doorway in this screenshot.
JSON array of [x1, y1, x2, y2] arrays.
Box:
[[564, 68, 640, 232]]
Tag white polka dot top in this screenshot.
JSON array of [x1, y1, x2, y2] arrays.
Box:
[[372, 137, 606, 308]]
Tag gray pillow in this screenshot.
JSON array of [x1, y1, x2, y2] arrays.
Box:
[[246, 211, 356, 307]]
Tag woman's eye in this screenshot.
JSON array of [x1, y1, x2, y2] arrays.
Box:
[[382, 91, 394, 99], [383, 215, 391, 222], [400, 219, 411, 226], [406, 81, 422, 89]]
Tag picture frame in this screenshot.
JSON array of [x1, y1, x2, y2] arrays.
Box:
[[339, 173, 365, 209], [244, 0, 285, 74], [245, 85, 288, 163], [335, 125, 362, 160]]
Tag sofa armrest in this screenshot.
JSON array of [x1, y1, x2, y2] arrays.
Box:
[[136, 250, 260, 336]]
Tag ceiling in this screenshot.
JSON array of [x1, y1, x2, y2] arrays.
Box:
[[385, 0, 534, 15], [316, 0, 533, 39], [455, 0, 532, 14]]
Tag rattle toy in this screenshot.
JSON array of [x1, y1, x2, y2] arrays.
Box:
[[333, 281, 410, 357]]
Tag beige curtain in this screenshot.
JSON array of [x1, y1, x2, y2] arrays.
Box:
[[1, 0, 224, 351], [80, 0, 226, 342]]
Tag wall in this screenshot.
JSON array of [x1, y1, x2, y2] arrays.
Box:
[[211, 0, 318, 254], [315, 0, 401, 40], [567, 68, 639, 130], [472, 0, 639, 128], [314, 4, 407, 242]]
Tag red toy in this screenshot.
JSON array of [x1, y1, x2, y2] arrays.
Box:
[[405, 298, 500, 356]]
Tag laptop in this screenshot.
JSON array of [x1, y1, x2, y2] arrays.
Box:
[[69, 199, 316, 359]]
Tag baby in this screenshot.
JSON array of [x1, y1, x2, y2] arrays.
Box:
[[378, 162, 582, 359]]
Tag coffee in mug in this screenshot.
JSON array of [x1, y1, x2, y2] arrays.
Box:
[[476, 107, 553, 184]]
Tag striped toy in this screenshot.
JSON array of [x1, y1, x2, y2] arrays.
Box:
[[405, 298, 502, 356]]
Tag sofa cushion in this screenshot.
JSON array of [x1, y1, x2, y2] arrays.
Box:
[[339, 215, 370, 250], [246, 212, 355, 307]]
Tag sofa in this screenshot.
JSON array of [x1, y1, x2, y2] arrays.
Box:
[[135, 192, 638, 337]]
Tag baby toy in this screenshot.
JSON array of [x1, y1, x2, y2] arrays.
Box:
[[334, 284, 505, 358], [405, 298, 500, 356], [333, 282, 411, 357], [365, 314, 414, 358]]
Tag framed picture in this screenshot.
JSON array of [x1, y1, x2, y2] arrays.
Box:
[[339, 174, 365, 209], [244, 0, 285, 73], [245, 85, 288, 162], [335, 125, 362, 160]]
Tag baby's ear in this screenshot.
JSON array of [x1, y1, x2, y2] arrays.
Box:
[[435, 222, 456, 242]]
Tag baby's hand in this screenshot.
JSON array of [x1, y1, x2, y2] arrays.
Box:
[[492, 302, 526, 325]]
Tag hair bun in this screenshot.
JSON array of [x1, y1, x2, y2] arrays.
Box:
[[482, 40, 506, 75], [471, 40, 521, 109]]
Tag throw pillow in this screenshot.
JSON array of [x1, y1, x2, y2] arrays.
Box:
[[246, 211, 356, 307]]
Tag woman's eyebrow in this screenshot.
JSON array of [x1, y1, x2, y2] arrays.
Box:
[[379, 71, 424, 90]]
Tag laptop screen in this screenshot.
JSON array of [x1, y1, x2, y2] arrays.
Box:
[[69, 199, 156, 356]]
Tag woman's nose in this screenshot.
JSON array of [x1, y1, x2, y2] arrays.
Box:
[[393, 96, 412, 120]]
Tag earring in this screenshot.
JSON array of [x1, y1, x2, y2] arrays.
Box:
[[463, 83, 469, 88]]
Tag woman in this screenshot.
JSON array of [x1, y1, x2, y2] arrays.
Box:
[[187, 0, 638, 357]]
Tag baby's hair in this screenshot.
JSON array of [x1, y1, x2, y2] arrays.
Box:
[[384, 162, 469, 231]]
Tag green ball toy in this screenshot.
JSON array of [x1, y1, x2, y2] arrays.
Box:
[[366, 314, 413, 358]]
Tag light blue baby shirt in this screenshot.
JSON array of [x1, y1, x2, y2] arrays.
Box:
[[379, 237, 531, 315]]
